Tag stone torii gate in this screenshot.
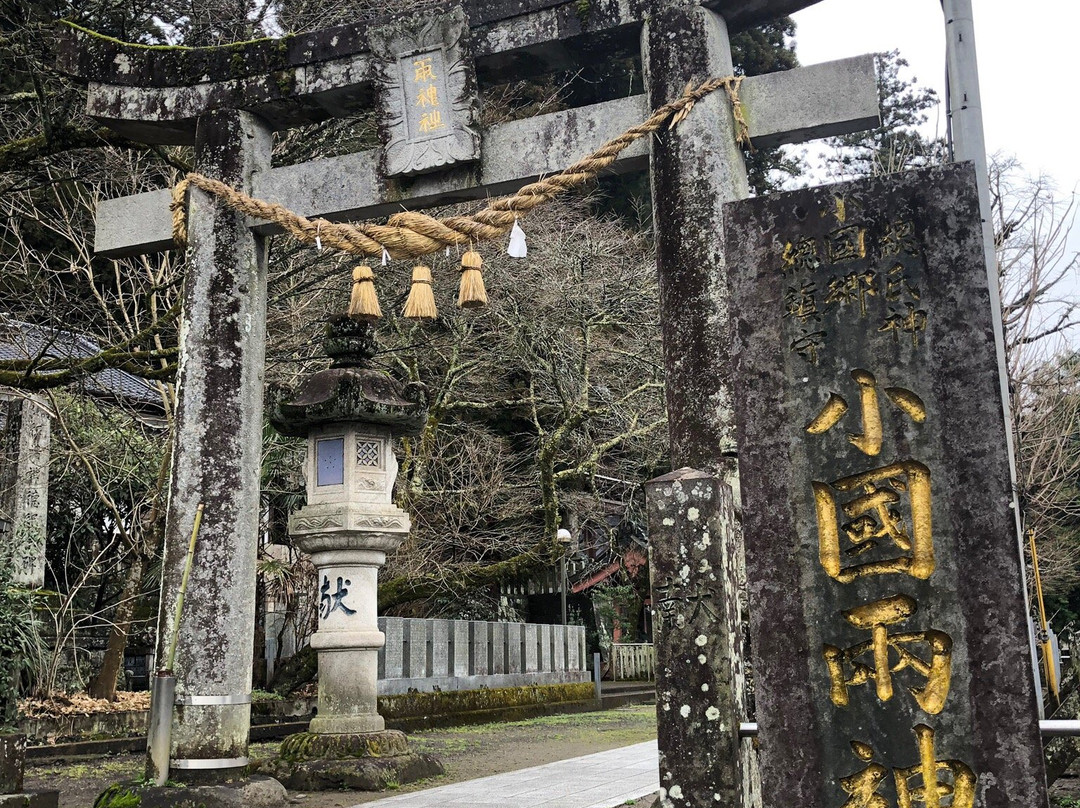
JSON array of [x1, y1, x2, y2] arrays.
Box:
[[59, 0, 879, 786]]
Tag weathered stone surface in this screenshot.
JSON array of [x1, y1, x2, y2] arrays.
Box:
[[646, 469, 743, 808], [0, 792, 57, 808], [0, 734, 24, 794], [644, 9, 757, 803], [707, 0, 823, 28], [370, 6, 480, 177], [381, 617, 404, 679], [94, 56, 878, 257], [269, 319, 429, 439], [264, 753, 442, 792], [452, 620, 470, 676], [0, 394, 50, 589], [740, 54, 878, 149], [724, 163, 1047, 806], [273, 316, 435, 741], [153, 109, 270, 780], [644, 3, 748, 490], [524, 624, 539, 673], [56, 0, 804, 92], [279, 730, 409, 761], [506, 622, 523, 674], [94, 776, 285, 808], [405, 620, 429, 679]]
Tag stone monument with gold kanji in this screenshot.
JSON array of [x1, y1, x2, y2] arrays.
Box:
[[724, 162, 1047, 807]]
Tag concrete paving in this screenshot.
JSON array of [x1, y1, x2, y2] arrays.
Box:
[[357, 740, 660, 808]]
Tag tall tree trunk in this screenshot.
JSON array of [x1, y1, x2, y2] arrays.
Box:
[[252, 572, 267, 689], [88, 550, 145, 700], [88, 445, 171, 701]]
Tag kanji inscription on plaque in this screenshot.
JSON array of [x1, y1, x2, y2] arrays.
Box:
[[370, 7, 480, 177]]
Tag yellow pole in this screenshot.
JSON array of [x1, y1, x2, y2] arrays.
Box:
[[1029, 528, 1060, 707], [166, 503, 205, 672]]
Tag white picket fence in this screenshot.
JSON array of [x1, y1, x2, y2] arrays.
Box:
[[612, 642, 655, 681]]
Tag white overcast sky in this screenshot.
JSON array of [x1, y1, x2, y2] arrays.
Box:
[[791, 0, 1080, 327], [792, 0, 1078, 190]]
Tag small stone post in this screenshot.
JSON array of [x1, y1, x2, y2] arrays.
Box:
[[268, 317, 442, 790], [646, 468, 743, 808], [0, 392, 51, 589], [0, 733, 24, 795]]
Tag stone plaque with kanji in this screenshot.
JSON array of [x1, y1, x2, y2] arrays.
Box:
[[370, 6, 480, 177], [724, 163, 1047, 807]]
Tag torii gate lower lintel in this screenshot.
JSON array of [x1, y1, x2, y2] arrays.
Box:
[[60, 0, 881, 787]]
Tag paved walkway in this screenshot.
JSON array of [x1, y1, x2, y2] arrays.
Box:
[[359, 740, 660, 808]]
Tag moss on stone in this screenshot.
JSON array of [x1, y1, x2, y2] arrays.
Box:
[[93, 784, 142, 808], [280, 730, 410, 762], [273, 70, 294, 96], [60, 20, 278, 53], [379, 682, 596, 720]]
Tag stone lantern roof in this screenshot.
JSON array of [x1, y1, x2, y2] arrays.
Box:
[[269, 316, 428, 438]]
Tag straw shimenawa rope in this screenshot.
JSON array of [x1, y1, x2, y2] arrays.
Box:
[[170, 76, 748, 260]]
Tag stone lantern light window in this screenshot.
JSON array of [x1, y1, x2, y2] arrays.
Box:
[[316, 436, 346, 486]]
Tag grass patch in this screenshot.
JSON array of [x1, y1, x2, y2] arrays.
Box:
[[429, 704, 654, 735]]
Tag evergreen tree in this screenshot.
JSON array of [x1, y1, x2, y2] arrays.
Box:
[[819, 49, 945, 180]]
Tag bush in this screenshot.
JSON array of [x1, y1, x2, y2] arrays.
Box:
[[0, 569, 43, 730]]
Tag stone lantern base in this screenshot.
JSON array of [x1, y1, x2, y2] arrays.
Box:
[[263, 730, 443, 792]]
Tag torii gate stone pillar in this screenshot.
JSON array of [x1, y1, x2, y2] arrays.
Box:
[[59, 0, 878, 792]]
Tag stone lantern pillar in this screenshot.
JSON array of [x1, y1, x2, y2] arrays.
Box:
[[267, 316, 441, 790]]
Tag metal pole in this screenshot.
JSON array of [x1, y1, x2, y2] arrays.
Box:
[[1029, 529, 1060, 706], [560, 555, 567, 626], [941, 0, 1043, 716], [738, 720, 1080, 738], [593, 651, 602, 701], [146, 672, 176, 786]]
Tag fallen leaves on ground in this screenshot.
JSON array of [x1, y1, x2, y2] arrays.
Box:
[[19, 690, 150, 718]]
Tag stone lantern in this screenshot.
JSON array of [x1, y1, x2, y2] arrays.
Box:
[[267, 316, 440, 790]]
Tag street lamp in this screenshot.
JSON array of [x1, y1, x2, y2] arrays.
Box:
[[557, 528, 572, 625]]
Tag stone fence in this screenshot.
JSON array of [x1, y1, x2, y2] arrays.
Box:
[[377, 617, 590, 695]]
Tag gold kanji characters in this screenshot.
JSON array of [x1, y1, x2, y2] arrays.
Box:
[[840, 742, 890, 808], [791, 330, 827, 365], [782, 237, 821, 273], [419, 110, 445, 132], [814, 460, 933, 581], [823, 594, 952, 714], [840, 729, 973, 808], [881, 303, 929, 347], [413, 57, 437, 82], [826, 270, 878, 317], [894, 725, 974, 808], [828, 224, 867, 263], [416, 84, 439, 107], [784, 281, 821, 321], [805, 369, 926, 458], [885, 263, 921, 302], [880, 220, 919, 258]]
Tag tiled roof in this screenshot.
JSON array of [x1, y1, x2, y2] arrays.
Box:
[[0, 316, 166, 414]]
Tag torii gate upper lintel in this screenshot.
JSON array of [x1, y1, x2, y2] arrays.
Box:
[[58, 0, 880, 789]]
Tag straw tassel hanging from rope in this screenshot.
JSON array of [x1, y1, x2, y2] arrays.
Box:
[[403, 265, 437, 319], [458, 250, 488, 309], [347, 265, 382, 319]]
